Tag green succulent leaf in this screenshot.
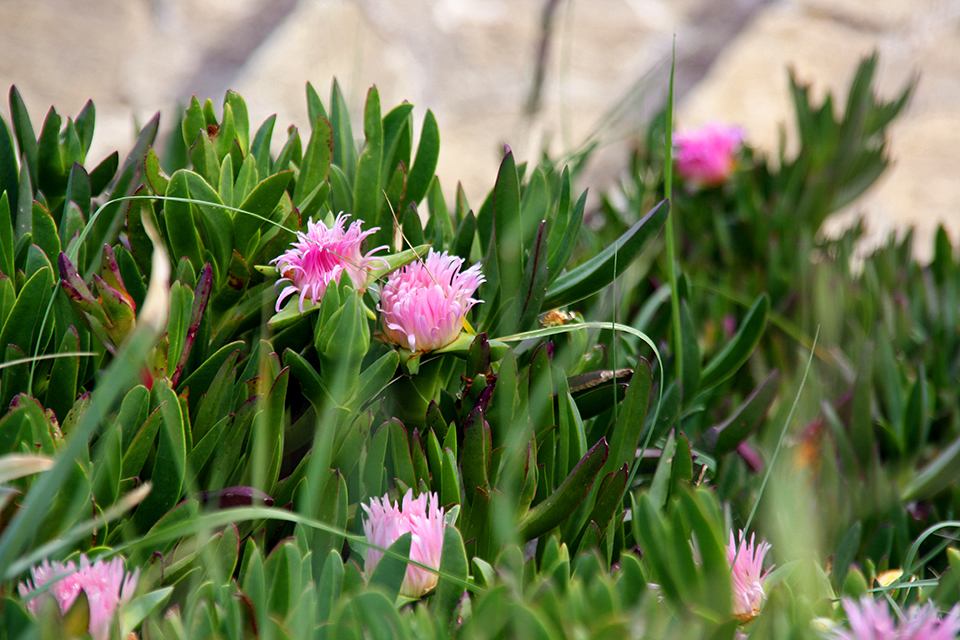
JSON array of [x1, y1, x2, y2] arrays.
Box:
[[518, 438, 608, 541], [699, 293, 769, 391], [696, 369, 779, 458], [543, 198, 668, 309], [367, 531, 412, 602]]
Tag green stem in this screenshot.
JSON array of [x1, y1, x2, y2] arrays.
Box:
[[663, 40, 683, 392]]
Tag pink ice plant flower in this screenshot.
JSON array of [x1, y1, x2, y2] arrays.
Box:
[[727, 530, 772, 622], [18, 554, 139, 640], [674, 122, 744, 187], [378, 249, 485, 353], [827, 597, 960, 640], [362, 489, 447, 598], [271, 213, 388, 312]]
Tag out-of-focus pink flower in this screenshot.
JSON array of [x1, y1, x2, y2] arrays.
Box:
[[362, 489, 447, 598], [378, 249, 485, 353], [18, 554, 139, 640], [827, 597, 960, 640], [674, 123, 744, 187], [727, 530, 772, 622], [271, 213, 388, 312]]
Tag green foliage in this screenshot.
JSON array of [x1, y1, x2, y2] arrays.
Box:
[[0, 51, 954, 640]]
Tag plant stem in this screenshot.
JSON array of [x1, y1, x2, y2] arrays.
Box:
[[663, 40, 683, 393]]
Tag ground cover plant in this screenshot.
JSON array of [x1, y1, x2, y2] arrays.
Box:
[[0, 52, 958, 640]]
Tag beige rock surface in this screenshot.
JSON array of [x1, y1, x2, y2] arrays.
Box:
[[0, 0, 955, 255], [232, 0, 695, 204], [679, 0, 960, 259]]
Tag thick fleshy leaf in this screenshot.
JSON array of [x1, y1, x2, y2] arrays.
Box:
[[262, 540, 298, 617], [0, 265, 52, 363], [555, 377, 586, 478], [170, 264, 213, 386], [249, 367, 288, 495], [224, 90, 250, 152], [165, 281, 193, 378], [181, 96, 206, 151], [0, 116, 19, 210], [189, 126, 220, 187], [679, 299, 700, 401], [134, 379, 187, 531], [316, 548, 344, 624], [186, 413, 233, 481], [585, 463, 628, 537], [115, 384, 150, 450], [833, 520, 862, 590], [232, 153, 257, 207], [36, 107, 66, 199], [848, 345, 874, 469], [355, 86, 384, 244], [367, 531, 412, 602], [499, 220, 549, 335], [9, 87, 38, 191], [380, 103, 414, 182], [183, 170, 232, 281], [30, 201, 59, 264], [120, 404, 163, 480], [433, 524, 468, 629], [145, 147, 169, 195], [293, 116, 333, 207], [669, 432, 693, 488], [251, 114, 276, 178], [85, 113, 158, 273], [902, 431, 960, 501], [45, 325, 81, 423], [603, 360, 651, 477], [88, 151, 118, 198], [400, 109, 440, 214], [348, 350, 400, 412], [518, 438, 608, 541], [217, 153, 234, 207], [461, 407, 491, 499], [648, 430, 677, 509], [903, 365, 930, 454], [306, 82, 328, 125], [175, 340, 243, 401], [389, 418, 417, 490], [543, 198, 668, 308], [234, 170, 294, 258], [546, 167, 581, 279], [0, 193, 12, 277], [274, 125, 302, 176], [164, 170, 204, 272], [440, 446, 460, 509], [401, 204, 424, 249], [696, 369, 779, 458], [699, 293, 769, 391], [329, 78, 357, 182], [492, 150, 522, 309], [676, 489, 732, 616]]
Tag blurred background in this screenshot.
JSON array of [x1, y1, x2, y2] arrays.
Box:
[[1, 0, 958, 257]]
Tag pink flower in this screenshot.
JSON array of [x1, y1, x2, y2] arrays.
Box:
[[827, 597, 960, 640], [362, 489, 447, 598], [18, 554, 139, 640], [378, 249, 485, 353], [271, 213, 388, 312], [674, 123, 744, 187], [727, 530, 772, 622]]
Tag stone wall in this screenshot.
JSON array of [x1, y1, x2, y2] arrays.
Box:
[[1, 0, 957, 257]]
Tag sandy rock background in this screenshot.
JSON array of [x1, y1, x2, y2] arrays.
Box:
[[1, 0, 957, 258]]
